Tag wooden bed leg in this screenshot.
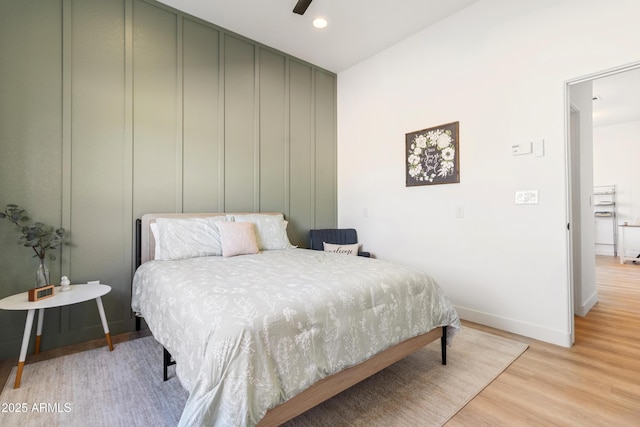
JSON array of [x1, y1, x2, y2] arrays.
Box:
[[441, 326, 447, 365]]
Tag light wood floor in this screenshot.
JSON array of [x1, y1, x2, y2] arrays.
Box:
[[447, 255, 640, 426], [1, 256, 638, 425]]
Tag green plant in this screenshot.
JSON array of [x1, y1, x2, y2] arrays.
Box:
[[0, 204, 66, 273]]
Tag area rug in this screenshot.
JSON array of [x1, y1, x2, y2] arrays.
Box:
[[0, 327, 527, 427]]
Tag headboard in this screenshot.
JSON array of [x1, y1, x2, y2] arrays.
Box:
[[137, 212, 283, 266]]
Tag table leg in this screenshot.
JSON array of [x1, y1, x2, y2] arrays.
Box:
[[95, 296, 113, 351], [35, 308, 44, 354], [15, 309, 36, 389], [620, 226, 626, 264]]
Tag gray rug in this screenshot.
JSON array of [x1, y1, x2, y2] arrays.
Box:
[[0, 327, 527, 427]]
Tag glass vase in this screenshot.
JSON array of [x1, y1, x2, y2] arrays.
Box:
[[35, 259, 50, 288]]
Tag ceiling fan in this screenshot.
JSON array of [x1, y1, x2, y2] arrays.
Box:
[[293, 0, 313, 15]]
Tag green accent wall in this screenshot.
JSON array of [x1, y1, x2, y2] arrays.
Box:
[[0, 0, 337, 359]]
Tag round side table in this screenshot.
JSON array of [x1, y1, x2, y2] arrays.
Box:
[[0, 283, 113, 388]]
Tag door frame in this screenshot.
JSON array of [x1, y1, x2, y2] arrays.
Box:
[[564, 61, 640, 343]]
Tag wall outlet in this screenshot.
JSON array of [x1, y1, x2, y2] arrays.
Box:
[[455, 206, 464, 218], [515, 190, 539, 205]]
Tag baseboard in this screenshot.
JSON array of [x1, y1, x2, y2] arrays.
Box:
[[575, 292, 598, 316], [594, 245, 615, 257], [455, 305, 572, 348]]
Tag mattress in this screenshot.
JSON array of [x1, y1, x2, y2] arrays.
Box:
[[131, 248, 460, 426]]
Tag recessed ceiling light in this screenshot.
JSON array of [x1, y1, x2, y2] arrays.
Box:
[[313, 18, 328, 29]]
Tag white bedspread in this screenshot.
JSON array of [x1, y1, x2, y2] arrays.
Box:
[[131, 249, 460, 426]]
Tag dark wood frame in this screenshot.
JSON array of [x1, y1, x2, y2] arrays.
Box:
[[406, 121, 460, 186]]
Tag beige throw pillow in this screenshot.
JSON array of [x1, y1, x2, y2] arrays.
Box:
[[230, 213, 296, 250], [217, 222, 260, 257]]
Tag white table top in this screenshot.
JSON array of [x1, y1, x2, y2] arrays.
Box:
[[0, 284, 111, 311]]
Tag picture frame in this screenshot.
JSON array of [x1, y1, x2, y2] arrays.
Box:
[[405, 121, 460, 186]]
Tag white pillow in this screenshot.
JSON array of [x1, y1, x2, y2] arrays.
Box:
[[153, 216, 227, 260], [216, 221, 260, 257], [230, 213, 296, 250], [323, 242, 359, 256], [149, 222, 162, 259]]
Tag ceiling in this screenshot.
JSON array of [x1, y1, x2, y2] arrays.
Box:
[[592, 67, 640, 127], [156, 0, 478, 73], [156, 0, 639, 128]]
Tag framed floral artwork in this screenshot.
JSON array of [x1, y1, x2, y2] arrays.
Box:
[[405, 121, 460, 186]]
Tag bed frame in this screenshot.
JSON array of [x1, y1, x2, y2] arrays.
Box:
[[134, 213, 447, 426]]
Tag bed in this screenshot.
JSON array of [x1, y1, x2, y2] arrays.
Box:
[[131, 212, 460, 426]]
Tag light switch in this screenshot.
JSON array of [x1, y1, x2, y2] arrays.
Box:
[[533, 140, 545, 157], [512, 142, 532, 156]]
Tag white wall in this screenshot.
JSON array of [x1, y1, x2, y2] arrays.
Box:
[[594, 120, 640, 256], [337, 0, 640, 346]]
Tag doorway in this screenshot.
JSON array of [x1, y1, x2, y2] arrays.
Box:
[[566, 61, 640, 342]]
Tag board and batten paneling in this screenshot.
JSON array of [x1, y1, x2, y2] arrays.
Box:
[[67, 0, 129, 341], [288, 61, 314, 246], [0, 0, 336, 360], [224, 34, 257, 212], [182, 19, 222, 213], [132, 0, 179, 217], [259, 48, 287, 214], [0, 0, 64, 358], [314, 70, 338, 229]]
